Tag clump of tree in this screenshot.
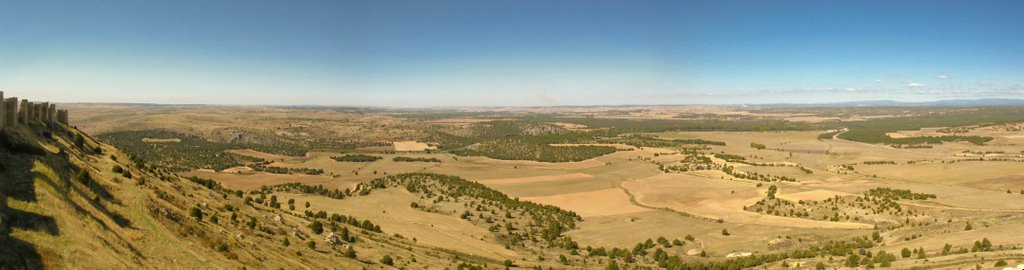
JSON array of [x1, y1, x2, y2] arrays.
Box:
[[866, 187, 936, 200], [98, 130, 304, 171], [392, 156, 441, 162], [450, 137, 616, 162], [365, 173, 581, 247], [248, 161, 324, 175], [588, 235, 877, 270], [266, 183, 347, 199], [596, 134, 724, 148], [330, 154, 382, 162], [722, 165, 797, 182], [833, 108, 1023, 146], [713, 153, 746, 162]]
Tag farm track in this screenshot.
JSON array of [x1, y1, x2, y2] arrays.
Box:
[[616, 182, 717, 223]]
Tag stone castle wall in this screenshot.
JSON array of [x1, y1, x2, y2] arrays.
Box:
[[0, 92, 69, 129], [3, 97, 16, 127]]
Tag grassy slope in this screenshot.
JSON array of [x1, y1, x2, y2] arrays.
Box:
[[0, 124, 489, 269]]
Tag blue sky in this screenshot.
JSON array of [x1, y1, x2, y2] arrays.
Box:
[[2, 0, 1023, 106]]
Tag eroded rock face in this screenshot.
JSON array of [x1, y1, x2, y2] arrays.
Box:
[[273, 214, 284, 224], [292, 227, 306, 240], [325, 232, 341, 245], [161, 208, 175, 219]]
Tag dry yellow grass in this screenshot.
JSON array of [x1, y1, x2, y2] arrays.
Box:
[[477, 172, 594, 185], [141, 138, 181, 143], [54, 104, 1024, 269], [855, 161, 1024, 184], [776, 189, 853, 201], [392, 141, 436, 151], [181, 170, 333, 190], [623, 174, 872, 229], [521, 188, 650, 217], [228, 149, 305, 161], [276, 189, 518, 259]]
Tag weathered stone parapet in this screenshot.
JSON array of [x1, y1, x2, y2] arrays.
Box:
[[48, 104, 56, 124], [57, 109, 69, 125], [39, 102, 49, 123], [3, 98, 16, 127], [31, 102, 41, 122], [3, 93, 68, 127], [19, 100, 30, 124], [29, 103, 37, 122]]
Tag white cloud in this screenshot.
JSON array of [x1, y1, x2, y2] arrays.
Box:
[[937, 75, 948, 79], [907, 82, 925, 88], [874, 79, 882, 83]]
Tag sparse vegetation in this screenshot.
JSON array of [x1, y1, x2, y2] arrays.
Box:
[[331, 154, 383, 162], [392, 156, 442, 162]]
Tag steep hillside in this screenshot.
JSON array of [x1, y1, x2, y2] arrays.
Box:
[[0, 122, 497, 269]]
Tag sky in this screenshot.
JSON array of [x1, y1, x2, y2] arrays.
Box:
[[2, 0, 1023, 107]]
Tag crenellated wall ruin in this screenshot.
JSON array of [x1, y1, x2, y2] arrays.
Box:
[[0, 91, 70, 130], [3, 97, 16, 127]]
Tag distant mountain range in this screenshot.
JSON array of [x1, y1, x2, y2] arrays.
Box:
[[753, 98, 1024, 108], [60, 98, 1024, 109]]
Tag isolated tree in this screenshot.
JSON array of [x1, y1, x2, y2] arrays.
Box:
[[76, 170, 91, 184], [380, 255, 394, 265], [340, 227, 351, 242], [343, 245, 356, 258], [845, 254, 860, 267], [189, 207, 204, 221], [605, 260, 619, 270], [901, 248, 912, 258], [767, 185, 778, 199], [721, 229, 730, 236], [73, 132, 85, 148], [308, 221, 324, 234]]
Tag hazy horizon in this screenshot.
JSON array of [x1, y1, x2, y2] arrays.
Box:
[[3, 1, 1024, 106]]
